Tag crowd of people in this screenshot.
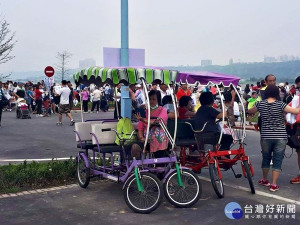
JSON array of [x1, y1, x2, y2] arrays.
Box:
[[1, 74, 300, 192], [0, 80, 77, 126]]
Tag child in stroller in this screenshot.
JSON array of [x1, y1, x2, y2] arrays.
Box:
[[16, 97, 31, 119]]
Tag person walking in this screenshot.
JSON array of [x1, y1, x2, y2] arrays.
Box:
[[54, 80, 75, 126], [81, 87, 89, 113], [91, 87, 101, 113], [34, 84, 43, 117], [248, 85, 300, 192]]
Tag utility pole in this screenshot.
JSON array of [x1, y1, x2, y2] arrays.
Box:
[[121, 0, 129, 66]]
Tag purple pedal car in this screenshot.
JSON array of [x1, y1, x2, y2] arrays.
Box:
[[73, 67, 202, 213]]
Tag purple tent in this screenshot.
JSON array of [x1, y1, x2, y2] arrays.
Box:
[[176, 71, 240, 86]]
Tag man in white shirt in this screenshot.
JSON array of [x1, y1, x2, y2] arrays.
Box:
[[54, 80, 75, 126], [91, 87, 102, 113], [13, 82, 25, 98], [160, 84, 170, 101]]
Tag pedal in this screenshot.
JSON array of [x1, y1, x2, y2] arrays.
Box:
[[231, 167, 242, 178]]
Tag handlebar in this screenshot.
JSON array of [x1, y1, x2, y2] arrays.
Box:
[[185, 122, 208, 133]]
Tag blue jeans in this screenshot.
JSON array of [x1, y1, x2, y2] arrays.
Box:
[[260, 139, 287, 172]]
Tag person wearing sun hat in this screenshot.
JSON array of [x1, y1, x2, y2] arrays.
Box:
[[176, 82, 191, 101]]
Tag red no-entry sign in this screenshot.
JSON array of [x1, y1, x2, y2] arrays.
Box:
[[44, 66, 55, 77]]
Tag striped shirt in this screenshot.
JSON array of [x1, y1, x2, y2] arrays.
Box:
[[255, 100, 287, 139]]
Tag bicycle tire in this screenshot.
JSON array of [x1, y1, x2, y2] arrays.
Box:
[[164, 169, 202, 207], [76, 155, 90, 188], [243, 161, 255, 194], [124, 172, 162, 214], [209, 163, 224, 198]]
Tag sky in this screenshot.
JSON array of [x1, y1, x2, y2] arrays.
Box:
[[1, 0, 300, 73]]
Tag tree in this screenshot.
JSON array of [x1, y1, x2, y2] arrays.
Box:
[[55, 51, 72, 81], [0, 17, 16, 80]]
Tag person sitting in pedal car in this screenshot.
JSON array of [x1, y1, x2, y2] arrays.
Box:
[[178, 96, 196, 119], [194, 91, 233, 150], [134, 90, 169, 159]]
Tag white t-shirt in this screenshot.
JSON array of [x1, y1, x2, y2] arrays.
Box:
[[285, 85, 290, 94], [160, 90, 171, 100], [92, 89, 102, 101], [14, 86, 25, 93], [135, 90, 145, 108], [56, 86, 71, 105]]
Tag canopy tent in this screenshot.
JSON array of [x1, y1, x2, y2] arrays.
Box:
[[176, 71, 240, 86], [73, 67, 178, 87]]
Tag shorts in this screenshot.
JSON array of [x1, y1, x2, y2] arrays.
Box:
[[59, 104, 70, 114], [260, 139, 287, 172], [54, 96, 60, 105]]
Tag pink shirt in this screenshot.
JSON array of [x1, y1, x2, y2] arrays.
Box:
[[137, 106, 168, 152], [81, 91, 89, 101]]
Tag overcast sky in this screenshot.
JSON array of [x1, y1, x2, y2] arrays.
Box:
[[1, 0, 300, 73]]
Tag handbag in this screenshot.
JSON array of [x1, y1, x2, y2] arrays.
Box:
[[286, 123, 300, 148]]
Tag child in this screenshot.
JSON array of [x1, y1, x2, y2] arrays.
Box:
[[247, 91, 258, 125]]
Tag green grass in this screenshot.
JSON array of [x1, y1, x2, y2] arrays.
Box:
[[0, 158, 77, 194]]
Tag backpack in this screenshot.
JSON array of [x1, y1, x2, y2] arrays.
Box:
[[286, 123, 300, 149], [115, 117, 137, 146]]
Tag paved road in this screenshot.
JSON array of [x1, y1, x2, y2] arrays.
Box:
[[0, 109, 299, 224], [0, 179, 298, 225]]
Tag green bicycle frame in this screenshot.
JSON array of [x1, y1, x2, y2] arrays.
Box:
[[175, 163, 183, 187], [134, 167, 144, 192]]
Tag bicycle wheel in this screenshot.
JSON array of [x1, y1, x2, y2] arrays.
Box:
[[164, 169, 202, 207], [124, 172, 162, 214], [209, 163, 224, 198], [243, 161, 255, 194], [76, 155, 90, 188]]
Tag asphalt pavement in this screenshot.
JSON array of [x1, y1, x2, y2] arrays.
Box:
[[0, 109, 299, 224]]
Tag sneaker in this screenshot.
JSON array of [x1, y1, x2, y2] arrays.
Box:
[[290, 175, 300, 184], [258, 179, 270, 187], [269, 184, 279, 192], [70, 120, 75, 126], [56, 122, 62, 126]]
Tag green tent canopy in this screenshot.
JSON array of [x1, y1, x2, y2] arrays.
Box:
[[73, 67, 178, 86]]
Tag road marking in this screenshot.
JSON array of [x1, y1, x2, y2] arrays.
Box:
[[198, 175, 300, 206]]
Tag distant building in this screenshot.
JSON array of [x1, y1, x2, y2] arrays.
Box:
[[201, 59, 212, 66], [229, 58, 234, 65], [279, 55, 289, 62], [79, 58, 96, 68], [264, 56, 277, 63]]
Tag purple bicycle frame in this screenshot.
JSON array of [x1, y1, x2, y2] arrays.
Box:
[[78, 152, 184, 189]]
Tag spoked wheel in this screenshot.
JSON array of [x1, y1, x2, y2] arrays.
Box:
[[243, 161, 255, 194], [164, 169, 202, 207], [76, 154, 90, 188], [209, 163, 224, 198], [124, 172, 162, 214]]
